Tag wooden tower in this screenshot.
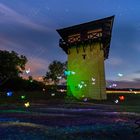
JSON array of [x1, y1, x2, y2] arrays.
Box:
[[57, 16, 114, 100]]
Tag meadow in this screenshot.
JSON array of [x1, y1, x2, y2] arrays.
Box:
[[0, 90, 140, 113]]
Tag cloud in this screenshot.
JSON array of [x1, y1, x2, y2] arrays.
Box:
[[106, 57, 123, 66], [21, 56, 50, 79], [107, 80, 140, 88], [114, 72, 140, 82], [135, 70, 140, 74], [0, 36, 50, 77], [134, 44, 140, 52], [107, 73, 140, 82], [133, 78, 140, 82], [0, 3, 51, 32], [26, 57, 49, 74], [0, 36, 44, 57]]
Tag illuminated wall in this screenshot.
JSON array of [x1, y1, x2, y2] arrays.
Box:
[[67, 42, 107, 100]]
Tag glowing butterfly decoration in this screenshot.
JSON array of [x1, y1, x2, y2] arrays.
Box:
[[25, 68, 30, 74], [119, 96, 125, 101], [51, 93, 55, 96], [118, 73, 123, 77], [59, 89, 65, 92], [78, 84, 83, 89], [71, 71, 76, 75], [21, 95, 26, 99], [114, 99, 119, 104], [64, 70, 71, 76], [64, 70, 75, 76], [82, 95, 85, 98], [92, 77, 96, 85], [6, 91, 13, 97], [112, 83, 117, 87], [78, 81, 86, 89], [57, 76, 62, 79], [24, 102, 30, 107]]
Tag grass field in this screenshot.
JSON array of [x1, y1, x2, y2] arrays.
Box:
[[0, 91, 140, 139], [0, 91, 140, 113]]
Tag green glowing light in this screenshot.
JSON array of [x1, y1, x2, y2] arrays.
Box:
[[67, 43, 107, 99], [78, 84, 83, 89], [21, 95, 26, 99]]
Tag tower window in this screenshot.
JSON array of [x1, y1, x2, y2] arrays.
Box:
[[87, 29, 102, 39], [68, 34, 80, 43]]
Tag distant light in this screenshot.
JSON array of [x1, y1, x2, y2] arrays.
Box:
[[51, 93, 55, 96], [119, 96, 125, 101], [30, 80, 33, 83], [57, 89, 66, 92], [118, 73, 123, 77], [129, 89, 133, 92], [6, 91, 13, 97], [24, 102, 30, 107], [60, 89, 65, 92], [42, 88, 45, 91], [38, 77, 42, 80], [114, 99, 119, 104], [134, 91, 137, 94]]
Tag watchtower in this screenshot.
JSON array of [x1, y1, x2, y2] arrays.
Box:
[[57, 16, 114, 100]]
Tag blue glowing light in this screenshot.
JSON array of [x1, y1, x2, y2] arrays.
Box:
[[64, 70, 75, 76], [6, 91, 13, 97], [118, 73, 123, 77], [64, 70, 71, 76]]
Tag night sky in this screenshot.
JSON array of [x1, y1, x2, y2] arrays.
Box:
[[0, 0, 140, 88]]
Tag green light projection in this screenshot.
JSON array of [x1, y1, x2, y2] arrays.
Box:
[[67, 43, 107, 100]]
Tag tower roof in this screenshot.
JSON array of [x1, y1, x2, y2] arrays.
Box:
[[57, 16, 115, 59]]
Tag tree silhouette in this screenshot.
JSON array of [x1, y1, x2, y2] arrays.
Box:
[[44, 60, 66, 85], [0, 50, 27, 85]]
